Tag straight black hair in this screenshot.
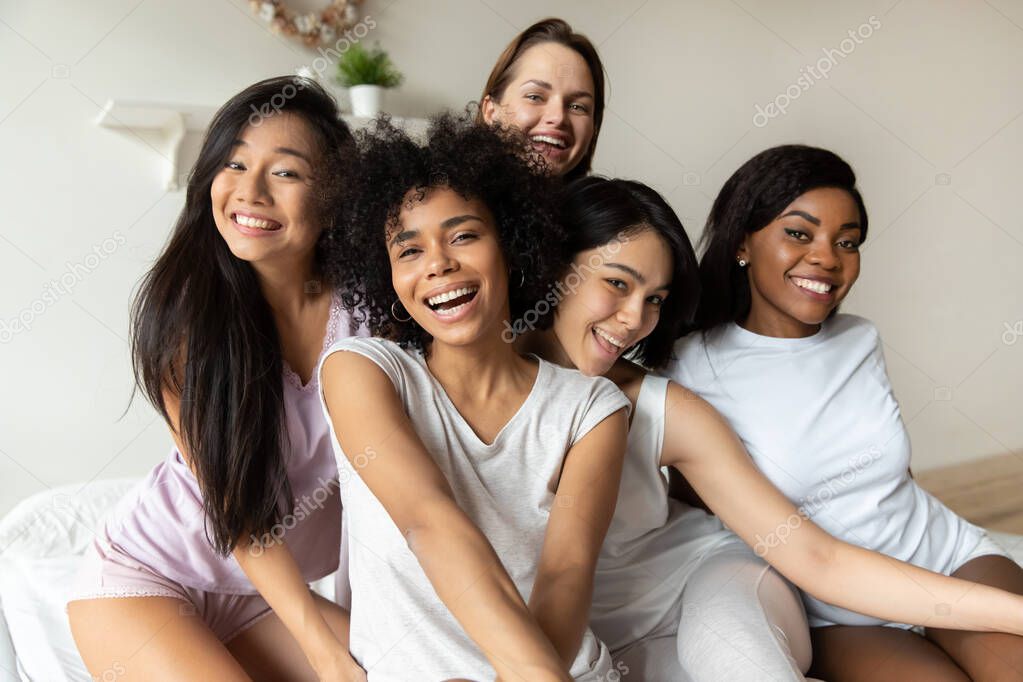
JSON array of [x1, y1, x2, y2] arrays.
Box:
[[549, 175, 699, 369], [130, 76, 353, 555], [696, 144, 868, 330]]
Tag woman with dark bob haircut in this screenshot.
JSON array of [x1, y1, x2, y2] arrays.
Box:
[[68, 77, 366, 679], [668, 145, 1023, 680], [318, 113, 630, 680]]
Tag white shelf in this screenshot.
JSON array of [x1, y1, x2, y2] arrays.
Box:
[[95, 99, 428, 191], [95, 100, 216, 191]]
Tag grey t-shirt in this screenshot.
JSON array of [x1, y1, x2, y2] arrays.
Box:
[[318, 336, 630, 681]]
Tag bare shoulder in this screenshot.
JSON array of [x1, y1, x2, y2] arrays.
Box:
[[660, 379, 742, 468], [321, 347, 397, 408]]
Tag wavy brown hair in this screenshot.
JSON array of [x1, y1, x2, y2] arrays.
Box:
[[476, 17, 606, 181]]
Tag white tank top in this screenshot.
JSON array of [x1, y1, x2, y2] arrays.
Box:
[[590, 374, 735, 651]]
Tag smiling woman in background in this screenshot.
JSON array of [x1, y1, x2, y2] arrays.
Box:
[[478, 18, 605, 180]]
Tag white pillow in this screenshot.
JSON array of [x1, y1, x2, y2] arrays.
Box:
[[0, 556, 92, 681], [0, 479, 137, 681], [0, 480, 138, 560]]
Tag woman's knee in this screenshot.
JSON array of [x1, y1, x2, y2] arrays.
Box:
[[677, 548, 807, 680], [756, 565, 812, 672]]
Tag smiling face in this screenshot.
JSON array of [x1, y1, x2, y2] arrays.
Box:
[[387, 187, 511, 348], [210, 113, 322, 267], [551, 228, 672, 376], [739, 187, 864, 338], [482, 42, 596, 177]]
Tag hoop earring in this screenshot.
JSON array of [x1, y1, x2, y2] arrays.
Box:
[[511, 269, 526, 288], [390, 300, 412, 322], [737, 259, 748, 267]]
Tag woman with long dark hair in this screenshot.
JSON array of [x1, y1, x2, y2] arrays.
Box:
[[520, 175, 1023, 680], [669, 145, 1023, 680], [478, 18, 605, 181], [67, 77, 366, 679], [318, 114, 630, 680]]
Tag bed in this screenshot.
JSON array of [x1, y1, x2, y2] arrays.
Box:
[[1, 481, 1021, 679]]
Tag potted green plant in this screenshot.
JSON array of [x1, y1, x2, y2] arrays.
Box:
[[336, 42, 404, 117]]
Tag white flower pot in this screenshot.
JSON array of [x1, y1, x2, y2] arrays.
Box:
[[349, 84, 384, 117]]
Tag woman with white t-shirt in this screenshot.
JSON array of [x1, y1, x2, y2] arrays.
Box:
[[317, 115, 630, 681], [517, 175, 1023, 681], [668, 144, 1023, 680]]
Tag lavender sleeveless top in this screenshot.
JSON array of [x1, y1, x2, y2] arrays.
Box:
[[104, 290, 363, 594]]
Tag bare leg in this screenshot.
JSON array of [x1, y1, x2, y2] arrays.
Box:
[[68, 596, 249, 681], [809, 624, 969, 681], [226, 592, 357, 681], [926, 554, 1023, 681], [70, 592, 356, 681]]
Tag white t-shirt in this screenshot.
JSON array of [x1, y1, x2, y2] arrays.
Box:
[[591, 374, 735, 650], [318, 336, 630, 680], [665, 314, 986, 627]]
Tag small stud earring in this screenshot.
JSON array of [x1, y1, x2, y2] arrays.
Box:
[[737, 259, 748, 267]]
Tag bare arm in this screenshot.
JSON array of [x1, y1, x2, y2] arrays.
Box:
[[162, 388, 359, 679], [659, 381, 1023, 635], [321, 351, 571, 682], [232, 541, 359, 678], [527, 409, 628, 665]]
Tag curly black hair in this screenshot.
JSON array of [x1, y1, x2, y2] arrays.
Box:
[[324, 111, 567, 350]]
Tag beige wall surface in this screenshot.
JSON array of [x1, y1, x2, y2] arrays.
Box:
[[2, 0, 1020, 515]]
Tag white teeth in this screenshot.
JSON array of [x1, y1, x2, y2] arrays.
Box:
[[427, 286, 478, 307], [594, 327, 625, 349], [235, 214, 280, 230], [531, 135, 566, 148], [792, 277, 833, 295], [434, 301, 470, 317]]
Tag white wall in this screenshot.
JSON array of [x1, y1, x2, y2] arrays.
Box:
[[2, 0, 1020, 516]]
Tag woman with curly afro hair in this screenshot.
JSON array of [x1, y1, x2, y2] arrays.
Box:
[[317, 113, 630, 680]]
